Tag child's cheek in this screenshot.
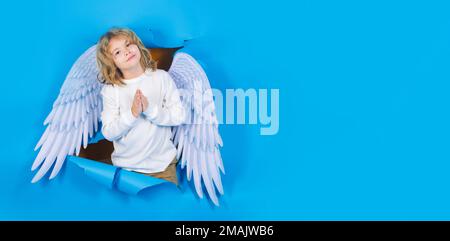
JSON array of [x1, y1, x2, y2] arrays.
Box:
[[134, 46, 140, 56], [122, 55, 129, 65]]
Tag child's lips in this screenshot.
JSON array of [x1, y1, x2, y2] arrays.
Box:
[[127, 54, 135, 61]]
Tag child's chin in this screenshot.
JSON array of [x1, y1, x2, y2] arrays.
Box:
[[125, 60, 140, 68], [132, 57, 141, 65]]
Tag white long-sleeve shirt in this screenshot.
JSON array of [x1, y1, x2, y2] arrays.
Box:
[[100, 69, 186, 173]]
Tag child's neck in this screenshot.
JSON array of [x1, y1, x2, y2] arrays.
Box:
[[122, 65, 145, 80]]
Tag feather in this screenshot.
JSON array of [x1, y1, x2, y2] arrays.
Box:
[[34, 127, 49, 151], [168, 52, 225, 205], [31, 129, 57, 171], [50, 129, 75, 179], [192, 147, 203, 198], [31, 45, 102, 183]]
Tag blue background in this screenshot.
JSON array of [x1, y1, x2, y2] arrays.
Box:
[[1, 0, 450, 220]]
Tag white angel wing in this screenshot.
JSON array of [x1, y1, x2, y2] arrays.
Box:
[[31, 45, 103, 183], [169, 52, 225, 206]]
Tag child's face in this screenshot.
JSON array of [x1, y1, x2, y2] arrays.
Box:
[[108, 36, 141, 72]]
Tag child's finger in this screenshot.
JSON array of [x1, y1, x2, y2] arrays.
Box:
[[135, 95, 141, 105]]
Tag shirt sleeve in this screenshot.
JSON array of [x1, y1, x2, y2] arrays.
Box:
[[100, 86, 138, 141], [142, 71, 186, 126]]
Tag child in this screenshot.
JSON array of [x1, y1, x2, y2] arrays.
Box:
[[96, 28, 186, 185]]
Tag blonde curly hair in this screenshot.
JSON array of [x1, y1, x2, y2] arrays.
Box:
[[96, 27, 157, 86]]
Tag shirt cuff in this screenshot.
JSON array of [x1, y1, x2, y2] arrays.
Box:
[[143, 102, 159, 120], [121, 108, 138, 126]]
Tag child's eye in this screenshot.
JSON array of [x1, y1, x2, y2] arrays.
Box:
[[115, 51, 120, 56]]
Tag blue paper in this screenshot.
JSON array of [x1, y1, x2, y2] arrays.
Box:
[[115, 169, 168, 195], [67, 156, 169, 194], [146, 29, 188, 48], [68, 156, 118, 189]]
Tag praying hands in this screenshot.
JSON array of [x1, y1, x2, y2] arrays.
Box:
[[131, 89, 149, 118]]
